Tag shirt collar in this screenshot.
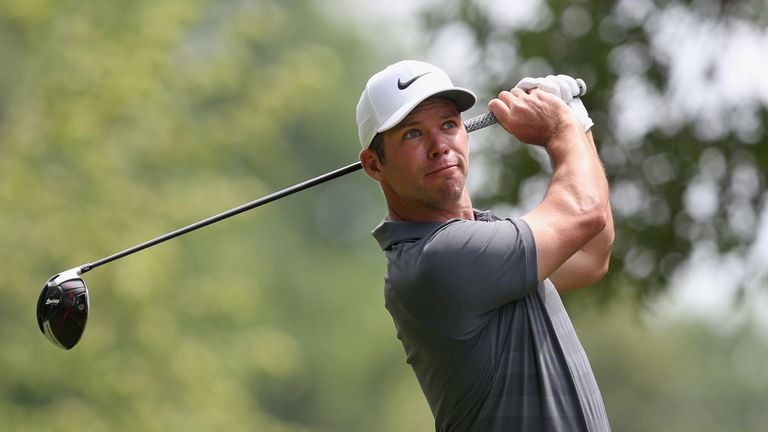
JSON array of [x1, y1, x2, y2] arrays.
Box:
[[372, 219, 443, 250], [371, 209, 496, 250]]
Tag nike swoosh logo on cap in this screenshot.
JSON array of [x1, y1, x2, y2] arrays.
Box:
[[397, 72, 431, 90]]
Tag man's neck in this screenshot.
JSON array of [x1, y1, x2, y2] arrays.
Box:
[[386, 194, 475, 222]]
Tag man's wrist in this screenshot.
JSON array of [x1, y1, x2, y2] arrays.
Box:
[[544, 120, 588, 155]]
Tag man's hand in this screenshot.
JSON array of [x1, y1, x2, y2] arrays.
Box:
[[487, 88, 580, 147], [515, 75, 594, 132]]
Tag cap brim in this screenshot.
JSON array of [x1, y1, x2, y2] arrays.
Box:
[[377, 87, 476, 134]]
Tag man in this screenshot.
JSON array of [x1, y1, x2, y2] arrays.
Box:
[[357, 60, 613, 431]]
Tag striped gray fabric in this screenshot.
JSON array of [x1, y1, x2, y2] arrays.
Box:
[[372, 210, 610, 431]]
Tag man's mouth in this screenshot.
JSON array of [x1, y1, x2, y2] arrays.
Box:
[[426, 164, 458, 176]]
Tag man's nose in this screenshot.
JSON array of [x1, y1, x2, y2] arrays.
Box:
[[428, 133, 450, 159]]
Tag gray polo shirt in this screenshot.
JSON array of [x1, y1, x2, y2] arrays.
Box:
[[373, 210, 610, 432]]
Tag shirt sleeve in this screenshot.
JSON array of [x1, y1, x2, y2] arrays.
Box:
[[408, 217, 539, 335]]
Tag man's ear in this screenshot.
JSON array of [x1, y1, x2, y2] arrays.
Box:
[[359, 148, 384, 181]]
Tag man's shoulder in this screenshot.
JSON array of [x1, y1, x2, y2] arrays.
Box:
[[377, 214, 535, 284], [372, 209, 525, 250]]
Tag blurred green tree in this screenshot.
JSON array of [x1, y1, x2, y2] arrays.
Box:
[[0, 0, 398, 430]]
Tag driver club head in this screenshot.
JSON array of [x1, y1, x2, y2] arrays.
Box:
[[36, 268, 89, 350]]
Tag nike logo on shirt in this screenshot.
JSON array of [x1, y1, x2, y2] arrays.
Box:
[[398, 72, 431, 90]]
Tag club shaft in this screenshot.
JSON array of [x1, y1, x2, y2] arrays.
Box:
[[79, 79, 590, 273], [78, 111, 500, 274]]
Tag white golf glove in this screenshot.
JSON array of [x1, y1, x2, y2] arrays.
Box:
[[515, 74, 594, 132]]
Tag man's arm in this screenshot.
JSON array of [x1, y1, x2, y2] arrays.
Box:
[[488, 87, 610, 286], [549, 133, 614, 292]]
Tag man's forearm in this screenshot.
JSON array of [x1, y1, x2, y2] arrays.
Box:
[[576, 132, 614, 264], [549, 132, 614, 291], [584, 199, 614, 257], [522, 122, 610, 282], [543, 128, 609, 231]]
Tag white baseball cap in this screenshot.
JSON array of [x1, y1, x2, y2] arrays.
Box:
[[356, 60, 476, 148]]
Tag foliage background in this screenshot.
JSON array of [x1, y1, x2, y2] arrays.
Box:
[[1, 0, 766, 430]]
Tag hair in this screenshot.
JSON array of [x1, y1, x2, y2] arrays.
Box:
[[368, 133, 386, 164]]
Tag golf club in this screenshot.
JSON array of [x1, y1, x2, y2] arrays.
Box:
[[36, 79, 588, 349]]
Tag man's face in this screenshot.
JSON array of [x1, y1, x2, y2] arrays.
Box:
[[376, 98, 470, 212]]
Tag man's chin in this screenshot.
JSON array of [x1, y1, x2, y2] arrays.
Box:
[[433, 182, 467, 204]]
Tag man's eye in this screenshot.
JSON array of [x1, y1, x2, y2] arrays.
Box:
[[443, 120, 457, 129], [404, 129, 421, 139]]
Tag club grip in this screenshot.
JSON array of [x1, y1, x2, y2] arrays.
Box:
[[464, 112, 498, 133], [463, 78, 587, 133]]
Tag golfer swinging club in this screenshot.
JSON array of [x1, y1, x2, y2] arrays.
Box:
[[357, 60, 613, 431]]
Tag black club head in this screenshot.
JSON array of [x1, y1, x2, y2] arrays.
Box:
[[36, 268, 89, 350]]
